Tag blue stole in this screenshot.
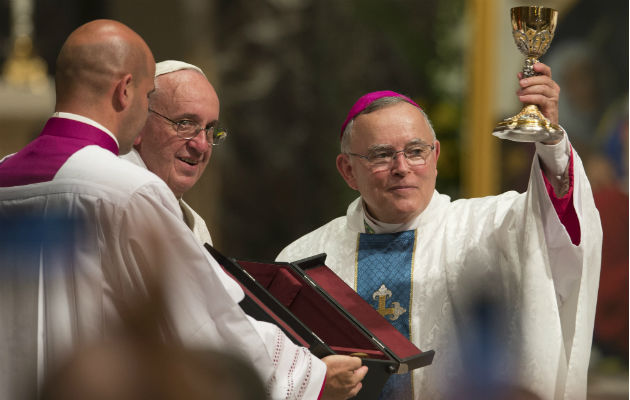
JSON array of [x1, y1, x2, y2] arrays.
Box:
[[356, 229, 416, 400]]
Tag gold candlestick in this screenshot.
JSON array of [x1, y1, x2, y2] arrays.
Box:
[[2, 0, 48, 92]]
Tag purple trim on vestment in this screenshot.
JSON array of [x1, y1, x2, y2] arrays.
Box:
[[0, 117, 119, 187], [340, 90, 422, 138], [542, 146, 580, 245]]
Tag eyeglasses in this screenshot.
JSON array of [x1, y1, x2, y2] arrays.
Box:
[[348, 141, 435, 172], [149, 108, 227, 145]]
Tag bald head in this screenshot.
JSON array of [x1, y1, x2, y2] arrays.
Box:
[[54, 19, 156, 152], [55, 19, 152, 106]]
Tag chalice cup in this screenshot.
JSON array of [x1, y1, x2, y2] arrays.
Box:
[[493, 6, 562, 142]]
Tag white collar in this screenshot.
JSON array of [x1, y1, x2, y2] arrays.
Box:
[[353, 190, 440, 234], [362, 203, 421, 234]]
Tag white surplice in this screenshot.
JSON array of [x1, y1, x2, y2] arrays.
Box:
[[278, 137, 602, 400], [0, 117, 325, 400]]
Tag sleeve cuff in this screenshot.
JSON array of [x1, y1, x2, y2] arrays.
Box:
[[535, 128, 570, 176]]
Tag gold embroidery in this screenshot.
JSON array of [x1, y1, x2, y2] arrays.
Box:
[[408, 229, 417, 339], [372, 284, 406, 320]]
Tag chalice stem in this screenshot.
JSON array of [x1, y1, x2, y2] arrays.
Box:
[[523, 57, 539, 78]]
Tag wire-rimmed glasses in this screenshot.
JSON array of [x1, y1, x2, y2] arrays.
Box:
[[347, 140, 435, 172], [149, 108, 227, 145]]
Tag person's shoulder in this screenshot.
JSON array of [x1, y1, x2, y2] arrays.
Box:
[[444, 189, 524, 224], [277, 215, 347, 261], [58, 145, 170, 197], [449, 189, 521, 206], [303, 215, 347, 240]]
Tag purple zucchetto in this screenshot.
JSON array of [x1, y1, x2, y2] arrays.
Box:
[[340, 90, 421, 138]]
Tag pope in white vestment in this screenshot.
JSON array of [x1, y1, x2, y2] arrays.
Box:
[[112, 58, 369, 400], [277, 88, 602, 400]]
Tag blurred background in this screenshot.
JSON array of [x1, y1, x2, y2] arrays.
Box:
[[0, 0, 626, 398]]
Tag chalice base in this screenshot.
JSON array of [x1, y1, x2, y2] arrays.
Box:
[[493, 104, 563, 142]]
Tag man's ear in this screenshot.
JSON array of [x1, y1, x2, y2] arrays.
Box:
[[113, 73, 133, 112], [336, 153, 359, 190], [432, 140, 440, 177], [131, 122, 148, 149], [433, 140, 440, 163], [133, 134, 143, 146]]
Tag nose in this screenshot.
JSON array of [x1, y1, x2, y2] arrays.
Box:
[[187, 130, 211, 152], [390, 151, 410, 173]]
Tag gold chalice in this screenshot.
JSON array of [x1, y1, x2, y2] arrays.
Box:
[[493, 6, 562, 142]]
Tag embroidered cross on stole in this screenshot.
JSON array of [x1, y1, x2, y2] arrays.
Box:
[[356, 229, 416, 400]]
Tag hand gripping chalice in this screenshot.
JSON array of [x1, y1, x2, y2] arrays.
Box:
[[493, 6, 562, 142]]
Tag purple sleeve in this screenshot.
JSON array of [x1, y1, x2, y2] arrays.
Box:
[[542, 147, 581, 245]]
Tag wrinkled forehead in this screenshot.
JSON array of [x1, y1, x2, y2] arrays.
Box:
[[154, 69, 205, 95], [352, 102, 433, 146], [153, 71, 219, 115]]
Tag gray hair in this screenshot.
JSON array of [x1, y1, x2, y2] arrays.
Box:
[[340, 96, 436, 153]]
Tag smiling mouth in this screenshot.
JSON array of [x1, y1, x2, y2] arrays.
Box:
[[390, 185, 416, 191], [177, 156, 199, 166]]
